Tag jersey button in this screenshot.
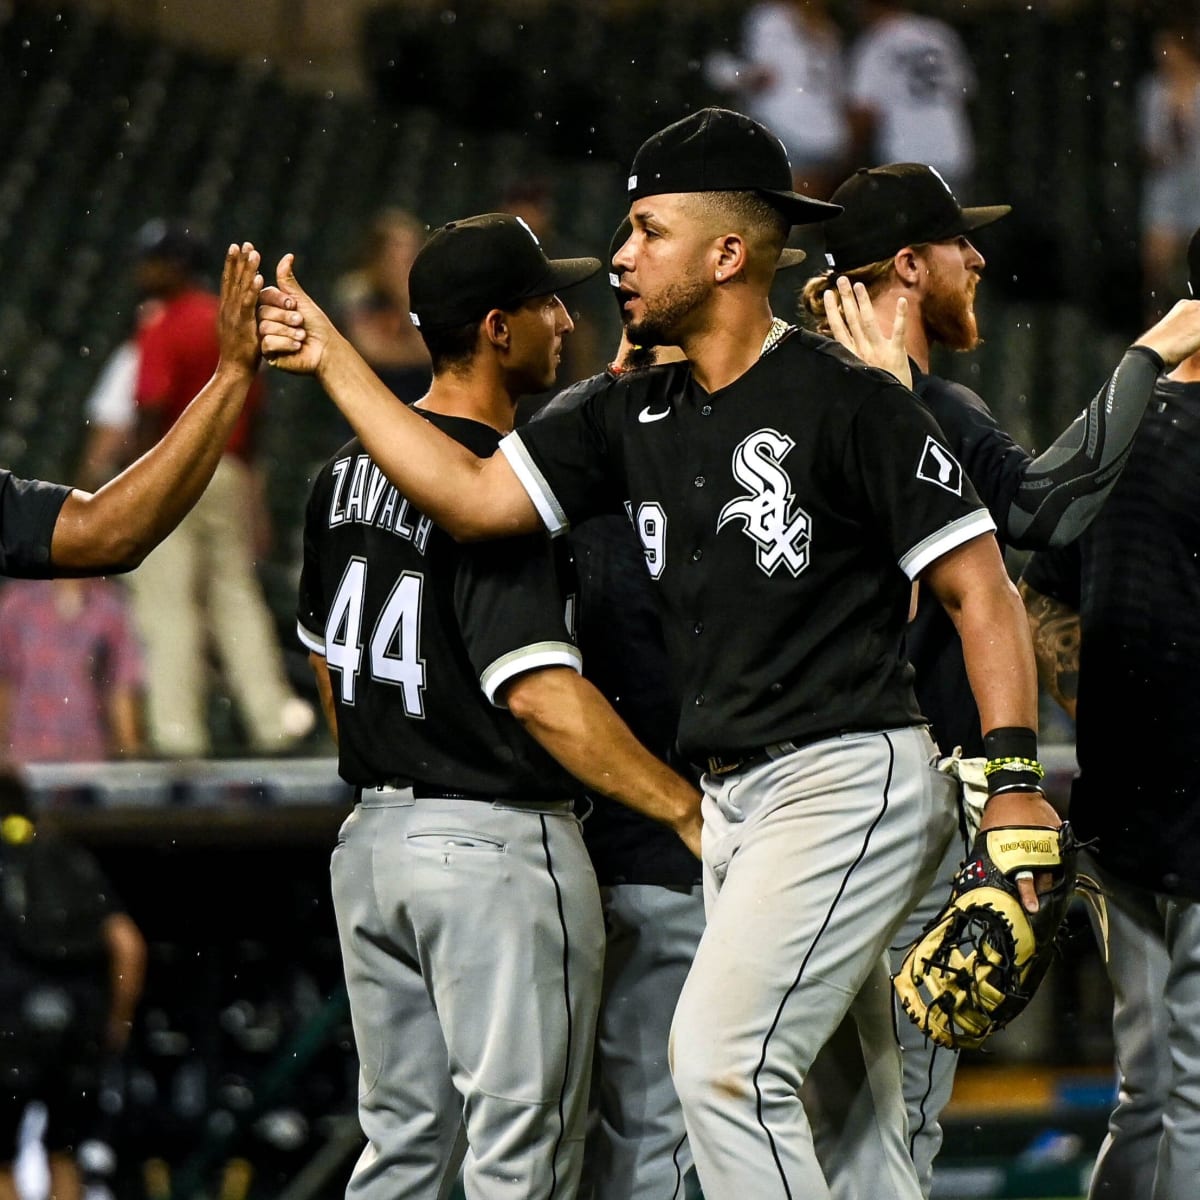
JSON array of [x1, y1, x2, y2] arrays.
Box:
[[700, 404, 713, 416], [691, 548, 703, 561], [693, 475, 705, 488], [694, 694, 705, 706], [693, 621, 704, 634]]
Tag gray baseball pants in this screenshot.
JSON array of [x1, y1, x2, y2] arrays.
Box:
[[584, 882, 706, 1200], [670, 726, 957, 1200], [330, 790, 605, 1200], [889, 820, 971, 1195], [1083, 852, 1200, 1200]]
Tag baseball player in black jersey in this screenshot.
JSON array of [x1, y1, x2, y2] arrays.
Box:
[[1017, 227, 1200, 1200], [539, 220, 807, 1200], [0, 243, 264, 578], [294, 212, 701, 1200], [260, 107, 1059, 1200], [801, 162, 1200, 1195], [537, 220, 704, 1200]]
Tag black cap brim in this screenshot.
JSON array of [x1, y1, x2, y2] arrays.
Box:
[[527, 256, 602, 299], [544, 256, 600, 291], [759, 188, 843, 225], [957, 204, 1013, 236], [508, 258, 600, 307]]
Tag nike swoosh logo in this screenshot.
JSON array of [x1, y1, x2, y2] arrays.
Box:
[[637, 406, 671, 424]]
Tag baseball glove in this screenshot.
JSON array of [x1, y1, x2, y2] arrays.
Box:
[[892, 822, 1079, 1051]]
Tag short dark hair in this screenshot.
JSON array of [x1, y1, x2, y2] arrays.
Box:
[[419, 318, 484, 374], [687, 191, 790, 270]]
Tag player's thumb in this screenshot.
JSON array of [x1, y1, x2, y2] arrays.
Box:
[[275, 252, 308, 299]]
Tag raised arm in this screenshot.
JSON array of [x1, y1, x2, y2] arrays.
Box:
[[502, 666, 702, 857], [49, 244, 263, 572], [1007, 299, 1200, 548], [258, 256, 539, 542]]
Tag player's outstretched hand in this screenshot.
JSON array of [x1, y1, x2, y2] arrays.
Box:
[[257, 253, 336, 376], [1134, 297, 1200, 367], [217, 243, 265, 376], [978, 788, 1063, 914], [823, 277, 912, 391]]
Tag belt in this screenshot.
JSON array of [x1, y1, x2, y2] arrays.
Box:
[[355, 783, 577, 812], [355, 782, 496, 802], [703, 738, 809, 778]]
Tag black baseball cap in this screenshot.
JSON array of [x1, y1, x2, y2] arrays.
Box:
[[408, 213, 600, 330], [133, 218, 207, 271], [604, 216, 806, 289], [821, 164, 1011, 272], [1188, 224, 1200, 296], [626, 107, 842, 225]]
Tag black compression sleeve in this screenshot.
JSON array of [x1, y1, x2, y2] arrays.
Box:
[[1004, 346, 1162, 549]]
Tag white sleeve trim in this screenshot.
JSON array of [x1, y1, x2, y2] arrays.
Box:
[[296, 620, 325, 656], [900, 510, 997, 579], [498, 432, 570, 536], [481, 641, 583, 707]]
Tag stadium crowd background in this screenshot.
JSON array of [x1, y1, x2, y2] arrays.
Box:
[[0, 0, 1192, 1197]]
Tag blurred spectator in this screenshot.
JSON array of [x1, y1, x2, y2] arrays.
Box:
[[1138, 19, 1200, 321], [75, 301, 163, 494], [123, 219, 315, 759], [498, 179, 604, 410], [0, 578, 144, 763], [847, 1, 977, 197], [330, 208, 432, 406], [0, 765, 147, 1200], [703, 0, 851, 199]]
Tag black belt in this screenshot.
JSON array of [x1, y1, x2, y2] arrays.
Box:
[[355, 782, 497, 802], [702, 735, 836, 778]]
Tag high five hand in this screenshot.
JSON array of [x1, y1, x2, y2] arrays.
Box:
[[257, 254, 337, 376]]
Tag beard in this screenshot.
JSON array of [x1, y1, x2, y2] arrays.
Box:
[[923, 264, 981, 352], [623, 272, 710, 347], [622, 344, 659, 371]]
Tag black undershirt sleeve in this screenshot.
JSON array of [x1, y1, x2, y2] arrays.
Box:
[[1005, 345, 1163, 549]]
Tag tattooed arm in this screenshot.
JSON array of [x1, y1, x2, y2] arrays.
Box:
[[1017, 576, 1080, 721]]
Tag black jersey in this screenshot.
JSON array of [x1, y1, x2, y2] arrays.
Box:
[[1021, 376, 1200, 899], [503, 327, 994, 763], [0, 470, 69, 578], [908, 346, 1163, 757], [296, 412, 582, 799], [539, 373, 700, 887]]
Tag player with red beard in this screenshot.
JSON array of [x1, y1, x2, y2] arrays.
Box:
[[802, 161, 1200, 1197]]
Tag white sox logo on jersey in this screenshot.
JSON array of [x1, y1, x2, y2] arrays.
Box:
[[915, 435, 965, 495], [717, 429, 811, 577]]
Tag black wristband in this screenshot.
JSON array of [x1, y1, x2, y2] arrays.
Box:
[[983, 726, 1038, 762]]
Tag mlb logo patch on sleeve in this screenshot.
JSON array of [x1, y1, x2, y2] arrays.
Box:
[[915, 436, 964, 496]]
